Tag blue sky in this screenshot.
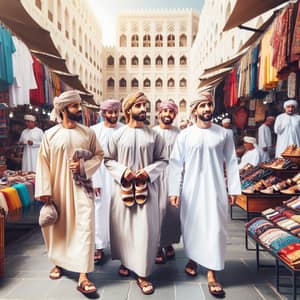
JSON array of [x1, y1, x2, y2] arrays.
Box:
[[88, 0, 204, 45]]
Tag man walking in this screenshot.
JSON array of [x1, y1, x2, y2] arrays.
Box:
[[153, 100, 180, 263], [274, 99, 300, 157], [35, 90, 103, 294], [104, 91, 168, 295], [258, 116, 275, 162], [168, 92, 241, 298], [91, 99, 123, 263]]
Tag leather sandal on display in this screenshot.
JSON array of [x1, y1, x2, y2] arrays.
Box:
[[135, 180, 148, 205], [120, 180, 135, 207]]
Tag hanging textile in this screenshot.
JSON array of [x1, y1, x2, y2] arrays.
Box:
[[250, 46, 259, 97], [224, 67, 238, 108], [43, 65, 54, 104], [0, 25, 15, 91], [290, 2, 300, 64], [30, 55, 45, 105], [0, 103, 8, 139], [9, 36, 37, 107], [51, 73, 61, 97], [238, 50, 252, 97]]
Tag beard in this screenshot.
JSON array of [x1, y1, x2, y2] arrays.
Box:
[[106, 116, 118, 124], [197, 112, 213, 122], [66, 108, 82, 122], [161, 116, 173, 125], [132, 111, 146, 122]]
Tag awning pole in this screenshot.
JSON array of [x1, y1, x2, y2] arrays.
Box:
[[238, 25, 264, 33]]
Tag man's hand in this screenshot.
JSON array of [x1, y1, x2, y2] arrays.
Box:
[[228, 195, 237, 205], [69, 160, 80, 174], [94, 188, 101, 197], [135, 169, 149, 181], [169, 196, 180, 208], [27, 140, 33, 145], [123, 168, 136, 182], [39, 195, 51, 204]]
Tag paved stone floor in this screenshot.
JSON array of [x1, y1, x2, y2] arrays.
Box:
[[0, 206, 298, 299]]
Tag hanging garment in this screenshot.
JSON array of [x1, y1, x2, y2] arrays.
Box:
[[0, 103, 8, 139], [30, 55, 45, 105]]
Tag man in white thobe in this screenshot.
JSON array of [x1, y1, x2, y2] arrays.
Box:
[[35, 90, 103, 295], [168, 92, 241, 298], [153, 100, 180, 264], [104, 91, 168, 295], [239, 136, 262, 169], [258, 116, 275, 162], [274, 99, 300, 157], [90, 99, 123, 263], [18, 114, 43, 172]]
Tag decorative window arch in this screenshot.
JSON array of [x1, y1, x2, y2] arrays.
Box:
[[143, 34, 151, 47], [180, 78, 187, 87], [179, 99, 187, 112], [131, 56, 139, 65], [131, 34, 139, 47], [143, 78, 151, 87], [167, 34, 175, 47], [168, 56, 175, 65], [64, 8, 70, 39], [155, 99, 162, 111], [143, 55, 151, 65], [107, 55, 114, 66], [120, 34, 127, 47], [107, 78, 114, 88], [119, 55, 126, 65], [146, 100, 151, 112], [131, 78, 139, 87], [155, 56, 163, 65], [180, 55, 187, 65], [179, 34, 187, 47], [119, 78, 126, 87], [168, 78, 175, 87], [155, 78, 163, 87], [155, 34, 163, 47]]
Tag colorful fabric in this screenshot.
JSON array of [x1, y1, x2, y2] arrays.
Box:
[[30, 55, 45, 105], [270, 234, 300, 253], [1, 187, 22, 210], [0, 191, 8, 215], [12, 183, 31, 207]]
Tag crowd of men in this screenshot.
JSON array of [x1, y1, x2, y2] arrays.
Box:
[[30, 89, 300, 297]]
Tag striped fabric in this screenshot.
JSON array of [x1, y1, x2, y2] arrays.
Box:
[[1, 187, 22, 210], [12, 183, 31, 207]]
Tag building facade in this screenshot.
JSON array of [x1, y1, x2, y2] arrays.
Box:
[[103, 9, 199, 125], [21, 0, 103, 104]]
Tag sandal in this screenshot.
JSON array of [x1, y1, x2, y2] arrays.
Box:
[[208, 281, 225, 298], [155, 249, 166, 264], [118, 264, 130, 277], [135, 180, 148, 205], [165, 245, 175, 259], [136, 277, 155, 295], [49, 266, 62, 280], [77, 279, 97, 294], [185, 260, 198, 276], [120, 180, 135, 207], [94, 249, 104, 264]]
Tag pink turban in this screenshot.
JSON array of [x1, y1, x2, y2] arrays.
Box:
[[158, 100, 179, 115], [100, 99, 121, 117]]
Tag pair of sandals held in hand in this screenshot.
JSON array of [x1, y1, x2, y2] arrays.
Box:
[[121, 179, 148, 207]]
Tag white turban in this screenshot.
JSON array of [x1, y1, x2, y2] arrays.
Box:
[[24, 114, 36, 122], [284, 99, 298, 109], [221, 118, 231, 125], [190, 91, 214, 113], [50, 90, 81, 122], [243, 136, 257, 144]]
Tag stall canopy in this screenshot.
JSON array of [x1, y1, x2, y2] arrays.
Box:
[[198, 68, 232, 89], [223, 0, 289, 31]]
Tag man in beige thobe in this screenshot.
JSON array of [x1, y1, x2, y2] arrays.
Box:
[[104, 91, 168, 295], [35, 90, 103, 295]]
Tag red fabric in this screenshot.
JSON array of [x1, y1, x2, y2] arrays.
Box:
[[223, 69, 238, 108], [233, 106, 248, 130], [30, 55, 45, 105]]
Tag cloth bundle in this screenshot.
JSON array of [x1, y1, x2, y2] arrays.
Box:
[[39, 201, 59, 227]]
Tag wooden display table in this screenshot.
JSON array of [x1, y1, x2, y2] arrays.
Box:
[[266, 168, 299, 180], [0, 213, 4, 277], [231, 193, 292, 221]]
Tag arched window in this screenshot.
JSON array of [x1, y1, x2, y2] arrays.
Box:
[[131, 78, 139, 88], [35, 0, 42, 10], [168, 56, 174, 65], [120, 34, 127, 47], [131, 34, 139, 47], [119, 56, 126, 65], [155, 99, 162, 112], [180, 55, 187, 65], [78, 26, 83, 52], [167, 34, 175, 47], [168, 78, 175, 87], [146, 100, 151, 112], [231, 35, 235, 49], [107, 55, 114, 66], [72, 18, 76, 46], [155, 56, 163, 65], [107, 78, 114, 88], [179, 34, 187, 47], [179, 99, 187, 112], [143, 55, 151, 65], [48, 1, 54, 21], [57, 0, 62, 30], [155, 34, 163, 47], [64, 8, 70, 39], [143, 78, 151, 87], [143, 34, 151, 47], [226, 2, 231, 20], [155, 78, 163, 87], [131, 56, 139, 65], [180, 78, 187, 87], [119, 78, 126, 88]]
